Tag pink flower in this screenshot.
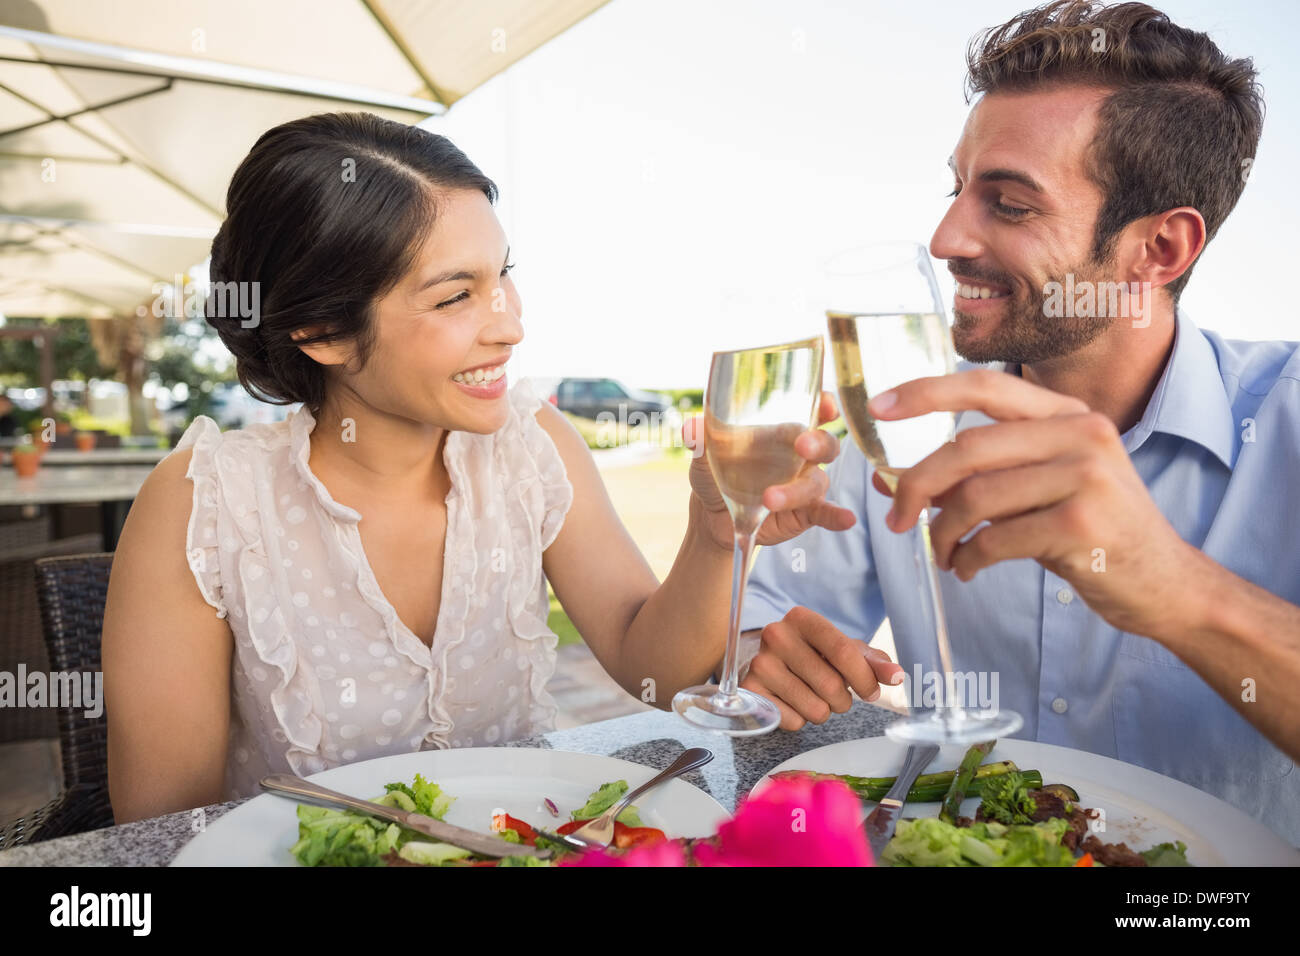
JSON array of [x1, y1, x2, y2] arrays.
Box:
[[693, 777, 874, 867], [559, 839, 687, 867]]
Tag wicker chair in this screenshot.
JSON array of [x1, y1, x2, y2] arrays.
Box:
[[0, 553, 115, 849], [0, 520, 102, 743]]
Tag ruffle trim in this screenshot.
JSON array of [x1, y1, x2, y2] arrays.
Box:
[[282, 404, 452, 747], [286, 405, 363, 524], [499, 378, 575, 732], [177, 415, 228, 619], [179, 413, 325, 774]]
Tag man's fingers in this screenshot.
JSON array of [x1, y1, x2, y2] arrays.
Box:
[[762, 620, 854, 714], [740, 673, 805, 731], [888, 415, 1100, 532], [746, 650, 834, 725], [868, 368, 1091, 423], [871, 470, 895, 498], [947, 506, 1066, 581], [862, 644, 906, 690], [782, 607, 882, 703], [927, 459, 1085, 570]]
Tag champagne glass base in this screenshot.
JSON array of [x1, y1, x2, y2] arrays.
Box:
[[884, 708, 1023, 746], [672, 685, 782, 736]]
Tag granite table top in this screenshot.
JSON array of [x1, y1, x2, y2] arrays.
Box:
[[0, 702, 898, 866]]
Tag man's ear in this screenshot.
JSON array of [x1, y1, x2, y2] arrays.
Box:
[[290, 326, 353, 367], [1126, 206, 1206, 294]]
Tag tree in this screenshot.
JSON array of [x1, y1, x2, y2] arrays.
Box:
[[0, 317, 112, 386]]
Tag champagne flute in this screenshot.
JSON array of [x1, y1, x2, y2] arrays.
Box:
[[672, 336, 825, 735], [825, 241, 1023, 744]]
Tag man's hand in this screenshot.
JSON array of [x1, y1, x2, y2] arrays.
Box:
[[869, 368, 1208, 642], [686, 391, 857, 550], [739, 607, 905, 730]]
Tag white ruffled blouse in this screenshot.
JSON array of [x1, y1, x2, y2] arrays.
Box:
[[172, 380, 573, 801]]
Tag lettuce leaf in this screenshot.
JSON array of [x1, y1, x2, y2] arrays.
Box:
[[881, 816, 1075, 867], [1141, 841, 1192, 867], [571, 780, 643, 826]]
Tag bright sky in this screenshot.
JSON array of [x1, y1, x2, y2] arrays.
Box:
[[424, 0, 1300, 390]]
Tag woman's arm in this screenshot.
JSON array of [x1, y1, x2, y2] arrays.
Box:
[[536, 399, 896, 709], [533, 405, 677, 698], [102, 448, 235, 823]]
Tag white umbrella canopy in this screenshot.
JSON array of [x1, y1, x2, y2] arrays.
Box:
[[0, 0, 610, 318]]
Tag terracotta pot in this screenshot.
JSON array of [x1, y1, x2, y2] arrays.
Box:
[[12, 449, 40, 478], [76, 431, 96, 452]]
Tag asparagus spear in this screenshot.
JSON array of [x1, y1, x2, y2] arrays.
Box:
[[770, 761, 1040, 803], [939, 740, 996, 823]]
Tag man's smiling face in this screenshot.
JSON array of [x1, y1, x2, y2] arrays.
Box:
[[931, 84, 1122, 365]]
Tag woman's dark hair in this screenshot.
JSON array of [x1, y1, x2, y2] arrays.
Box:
[[206, 111, 498, 410]]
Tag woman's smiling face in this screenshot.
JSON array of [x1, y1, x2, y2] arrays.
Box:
[[317, 187, 523, 433]]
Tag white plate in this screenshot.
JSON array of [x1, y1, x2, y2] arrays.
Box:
[[751, 738, 1300, 866], [172, 748, 730, 866]]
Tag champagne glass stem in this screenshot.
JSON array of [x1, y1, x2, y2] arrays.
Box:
[[716, 527, 757, 698], [916, 506, 963, 723]]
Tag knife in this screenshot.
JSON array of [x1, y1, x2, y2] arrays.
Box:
[[862, 744, 940, 859], [262, 773, 552, 860]]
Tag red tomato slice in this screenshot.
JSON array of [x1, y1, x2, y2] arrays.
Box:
[[491, 812, 538, 847], [556, 818, 668, 848], [613, 823, 667, 849], [1074, 852, 1094, 867]]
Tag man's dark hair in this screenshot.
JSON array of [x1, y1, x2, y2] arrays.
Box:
[[207, 112, 498, 410], [965, 0, 1264, 301]]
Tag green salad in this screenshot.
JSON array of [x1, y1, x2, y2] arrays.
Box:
[[778, 742, 1194, 868], [288, 774, 653, 867]]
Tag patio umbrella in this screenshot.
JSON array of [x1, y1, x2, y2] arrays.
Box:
[[0, 0, 611, 319]]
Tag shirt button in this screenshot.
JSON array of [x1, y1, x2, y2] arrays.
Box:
[[1056, 587, 1074, 605], [1051, 697, 1068, 714]]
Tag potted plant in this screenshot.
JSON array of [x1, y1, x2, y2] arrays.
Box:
[[11, 436, 41, 477]]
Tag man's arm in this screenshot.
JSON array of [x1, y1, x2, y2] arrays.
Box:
[[1156, 549, 1300, 763], [875, 368, 1300, 762]]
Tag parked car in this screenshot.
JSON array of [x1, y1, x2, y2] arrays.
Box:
[[552, 378, 681, 429]]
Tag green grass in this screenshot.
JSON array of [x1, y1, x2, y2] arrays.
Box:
[[547, 588, 583, 647]]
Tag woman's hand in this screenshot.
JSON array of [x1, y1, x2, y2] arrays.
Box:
[[686, 390, 857, 550]]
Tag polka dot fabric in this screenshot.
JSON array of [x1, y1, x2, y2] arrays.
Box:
[[173, 379, 573, 799]]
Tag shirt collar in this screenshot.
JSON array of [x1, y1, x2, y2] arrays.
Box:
[[287, 404, 364, 524], [1118, 306, 1236, 470], [991, 307, 1236, 470]]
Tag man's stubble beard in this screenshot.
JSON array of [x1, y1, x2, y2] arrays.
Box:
[[951, 256, 1115, 365]]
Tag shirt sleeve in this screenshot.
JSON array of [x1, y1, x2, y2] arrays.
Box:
[[173, 414, 228, 618], [506, 378, 574, 551], [738, 437, 887, 675]]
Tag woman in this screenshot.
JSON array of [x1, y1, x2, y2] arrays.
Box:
[[103, 112, 901, 823]]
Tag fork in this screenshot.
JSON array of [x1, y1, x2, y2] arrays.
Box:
[[552, 747, 714, 850]]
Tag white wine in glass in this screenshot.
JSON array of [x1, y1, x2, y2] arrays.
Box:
[[826, 242, 1023, 745], [672, 336, 824, 735]]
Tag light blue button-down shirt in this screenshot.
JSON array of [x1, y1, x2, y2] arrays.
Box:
[[740, 307, 1300, 844]]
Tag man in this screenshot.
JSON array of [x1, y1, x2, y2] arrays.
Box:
[[728, 1, 1300, 844]]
